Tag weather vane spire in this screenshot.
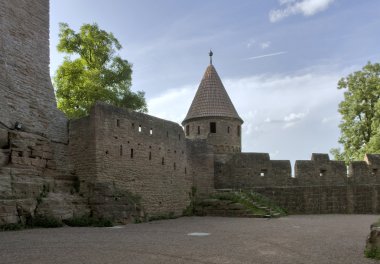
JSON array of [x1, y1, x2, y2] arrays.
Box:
[[209, 49, 213, 65]]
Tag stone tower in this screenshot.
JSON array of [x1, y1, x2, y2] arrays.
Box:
[[182, 52, 243, 153]]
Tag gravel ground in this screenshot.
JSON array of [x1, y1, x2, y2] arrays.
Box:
[[0, 215, 378, 264]]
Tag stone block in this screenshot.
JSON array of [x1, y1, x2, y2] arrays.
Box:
[[0, 128, 8, 148]]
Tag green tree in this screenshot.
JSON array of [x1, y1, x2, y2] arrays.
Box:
[[331, 62, 380, 162], [54, 23, 147, 118]]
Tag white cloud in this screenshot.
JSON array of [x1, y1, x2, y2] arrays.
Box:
[[269, 0, 335, 23], [284, 112, 307, 122], [244, 51, 287, 60], [261, 41, 271, 49]]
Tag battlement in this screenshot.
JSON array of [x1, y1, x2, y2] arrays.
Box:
[[215, 152, 380, 189]]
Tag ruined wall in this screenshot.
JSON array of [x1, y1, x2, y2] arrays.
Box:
[[0, 0, 87, 225], [71, 103, 193, 217], [216, 153, 380, 214]]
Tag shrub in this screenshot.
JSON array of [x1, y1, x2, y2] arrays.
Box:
[[29, 215, 63, 228]]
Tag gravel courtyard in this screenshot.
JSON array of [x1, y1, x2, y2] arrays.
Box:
[[0, 215, 378, 264]]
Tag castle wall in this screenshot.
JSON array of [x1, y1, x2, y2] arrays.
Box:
[[70, 103, 193, 217], [0, 0, 67, 142], [216, 153, 380, 214], [0, 0, 86, 225]]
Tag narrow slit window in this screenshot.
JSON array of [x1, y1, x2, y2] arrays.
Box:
[[150, 128, 153, 135], [149, 152, 152, 160], [186, 125, 189, 136], [197, 126, 200, 135], [132, 123, 135, 129], [185, 167, 187, 174], [120, 145, 123, 156], [138, 125, 142, 132], [130, 149, 134, 158], [116, 119, 120, 127], [162, 157, 165, 165], [173, 162, 176, 170], [166, 131, 169, 137], [210, 122, 216, 133], [178, 134, 181, 140], [237, 125, 241, 137], [227, 126, 230, 133]]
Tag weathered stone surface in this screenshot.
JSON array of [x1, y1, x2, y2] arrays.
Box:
[[0, 127, 8, 148], [35, 193, 90, 220]]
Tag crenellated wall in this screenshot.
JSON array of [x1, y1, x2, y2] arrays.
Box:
[[215, 152, 380, 214]]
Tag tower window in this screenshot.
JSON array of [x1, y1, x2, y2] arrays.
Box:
[[149, 152, 152, 160], [197, 126, 200, 135], [210, 122, 216, 133], [120, 145, 123, 156], [116, 119, 120, 127], [150, 128, 153, 135], [186, 125, 189, 136], [130, 149, 134, 158], [162, 157, 165, 165], [237, 125, 241, 137], [227, 126, 230, 133], [138, 125, 142, 132]]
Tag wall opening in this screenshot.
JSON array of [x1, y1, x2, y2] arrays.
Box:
[[150, 128, 153, 135], [149, 151, 152, 160], [210, 122, 216, 133], [373, 168, 378, 175], [185, 167, 187, 174], [116, 119, 120, 127], [132, 123, 135, 129], [227, 126, 230, 133], [120, 145, 123, 156], [162, 157, 165, 165], [179, 134, 181, 140], [166, 131, 169, 137], [197, 126, 200, 135], [319, 169, 326, 176], [130, 149, 134, 158], [138, 125, 142, 132], [173, 162, 176, 170], [237, 125, 241, 137], [260, 169, 267, 177]]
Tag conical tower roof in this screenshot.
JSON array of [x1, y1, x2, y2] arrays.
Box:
[[182, 63, 243, 125]]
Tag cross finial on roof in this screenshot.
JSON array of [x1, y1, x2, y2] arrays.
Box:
[[209, 49, 213, 65]]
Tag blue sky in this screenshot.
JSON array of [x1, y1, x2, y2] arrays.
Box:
[[50, 0, 380, 165]]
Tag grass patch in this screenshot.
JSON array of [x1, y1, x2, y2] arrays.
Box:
[[365, 247, 380, 260], [63, 216, 113, 227], [245, 191, 287, 216]]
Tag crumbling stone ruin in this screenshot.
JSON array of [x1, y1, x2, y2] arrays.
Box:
[[1, 0, 380, 225]]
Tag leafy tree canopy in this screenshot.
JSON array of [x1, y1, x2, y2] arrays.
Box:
[[54, 23, 147, 118], [331, 62, 380, 162]]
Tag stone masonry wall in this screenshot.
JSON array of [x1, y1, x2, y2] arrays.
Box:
[[0, 0, 87, 225], [216, 153, 380, 214], [70, 103, 193, 218]]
